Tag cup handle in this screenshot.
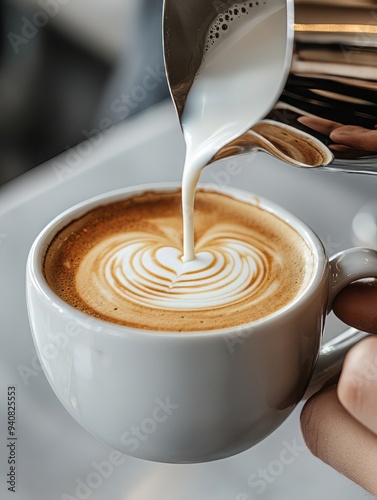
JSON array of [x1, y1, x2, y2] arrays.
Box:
[[305, 247, 377, 399]]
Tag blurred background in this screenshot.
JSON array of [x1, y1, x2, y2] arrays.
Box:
[[0, 0, 169, 186], [1, 2, 377, 499]]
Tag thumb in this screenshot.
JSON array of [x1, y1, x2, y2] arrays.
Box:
[[338, 337, 377, 435], [333, 279, 377, 334], [333, 280, 377, 435]]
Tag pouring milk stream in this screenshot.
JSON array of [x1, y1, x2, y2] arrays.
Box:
[[180, 0, 289, 262], [49, 1, 292, 311]]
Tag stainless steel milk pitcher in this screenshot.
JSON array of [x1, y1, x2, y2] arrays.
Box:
[[163, 0, 377, 174]]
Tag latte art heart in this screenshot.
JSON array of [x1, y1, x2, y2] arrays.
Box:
[[81, 226, 273, 310]]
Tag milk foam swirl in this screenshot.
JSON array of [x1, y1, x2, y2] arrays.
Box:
[[77, 225, 277, 311]]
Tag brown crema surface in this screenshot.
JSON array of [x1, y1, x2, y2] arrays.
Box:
[[44, 190, 314, 331]]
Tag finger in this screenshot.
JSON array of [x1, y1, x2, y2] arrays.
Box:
[[301, 386, 377, 496], [333, 279, 377, 334], [330, 126, 377, 152], [329, 144, 367, 157], [329, 144, 353, 152], [338, 337, 377, 435], [297, 116, 343, 135]]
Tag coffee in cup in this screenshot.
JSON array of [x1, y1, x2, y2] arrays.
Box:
[[43, 188, 314, 331]]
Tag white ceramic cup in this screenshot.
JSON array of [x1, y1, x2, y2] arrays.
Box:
[[26, 183, 377, 463]]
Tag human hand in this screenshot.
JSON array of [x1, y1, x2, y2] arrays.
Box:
[[301, 280, 377, 495], [298, 116, 377, 158]]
